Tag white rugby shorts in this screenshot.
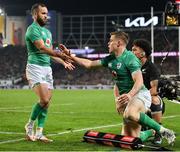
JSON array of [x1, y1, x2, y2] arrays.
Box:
[[135, 89, 152, 110], [26, 64, 53, 89]]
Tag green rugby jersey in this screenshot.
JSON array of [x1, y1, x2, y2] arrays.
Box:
[[25, 22, 52, 66], [101, 49, 147, 94]]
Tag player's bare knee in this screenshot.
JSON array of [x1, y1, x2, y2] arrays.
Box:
[[40, 97, 50, 107], [123, 110, 138, 122], [152, 96, 161, 105]]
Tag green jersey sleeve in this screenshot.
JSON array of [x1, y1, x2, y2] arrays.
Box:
[[26, 27, 42, 43], [125, 52, 141, 74], [100, 54, 116, 67]]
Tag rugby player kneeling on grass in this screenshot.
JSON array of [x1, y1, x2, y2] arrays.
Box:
[[60, 31, 176, 145]]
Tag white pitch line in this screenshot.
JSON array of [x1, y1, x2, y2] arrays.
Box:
[[48, 123, 122, 136], [47, 115, 180, 136], [0, 114, 179, 145], [0, 123, 122, 145], [1, 108, 180, 118], [0, 138, 25, 144], [0, 106, 32, 110], [0, 115, 178, 135], [0, 103, 73, 110], [163, 115, 180, 119], [0, 110, 30, 113], [169, 100, 180, 104], [0, 109, 76, 114], [0, 131, 24, 135]]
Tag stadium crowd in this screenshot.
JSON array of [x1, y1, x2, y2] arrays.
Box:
[[0, 45, 112, 86], [0, 29, 179, 87]]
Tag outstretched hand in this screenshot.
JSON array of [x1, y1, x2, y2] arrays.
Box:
[[59, 44, 71, 55], [64, 61, 75, 71], [56, 51, 73, 63]]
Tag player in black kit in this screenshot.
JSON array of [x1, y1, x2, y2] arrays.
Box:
[[132, 39, 164, 144]]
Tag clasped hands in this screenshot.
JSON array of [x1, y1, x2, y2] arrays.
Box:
[[55, 44, 73, 63]]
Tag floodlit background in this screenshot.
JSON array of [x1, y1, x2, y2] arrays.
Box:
[[0, 0, 180, 151]]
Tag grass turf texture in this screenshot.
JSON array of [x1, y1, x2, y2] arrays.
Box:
[[0, 89, 179, 151]]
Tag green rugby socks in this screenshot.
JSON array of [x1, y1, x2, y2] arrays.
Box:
[[38, 108, 48, 128], [139, 112, 161, 132], [140, 130, 154, 142], [30, 103, 43, 121]]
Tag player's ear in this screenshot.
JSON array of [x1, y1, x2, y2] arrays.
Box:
[[32, 13, 37, 20], [117, 40, 121, 47], [34, 12, 38, 17], [141, 51, 145, 57]]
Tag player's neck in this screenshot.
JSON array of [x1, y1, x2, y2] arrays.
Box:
[[115, 47, 126, 57], [34, 20, 44, 27], [34, 21, 40, 26]]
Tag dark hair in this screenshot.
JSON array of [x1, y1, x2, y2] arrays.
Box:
[[132, 39, 152, 57], [31, 3, 46, 15], [110, 31, 129, 45]]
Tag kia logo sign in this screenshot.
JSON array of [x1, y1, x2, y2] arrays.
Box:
[[125, 16, 158, 27]]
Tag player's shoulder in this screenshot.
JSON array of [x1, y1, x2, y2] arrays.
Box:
[[27, 22, 39, 32], [124, 49, 138, 59], [104, 53, 116, 60], [147, 60, 158, 69], [43, 28, 52, 36], [123, 50, 141, 67], [145, 60, 160, 74]]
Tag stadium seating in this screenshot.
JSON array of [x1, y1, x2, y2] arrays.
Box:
[[0, 29, 179, 88]]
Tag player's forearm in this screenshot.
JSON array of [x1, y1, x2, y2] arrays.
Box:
[[71, 55, 92, 68], [114, 85, 120, 98], [39, 45, 58, 57], [33, 40, 58, 57], [128, 71, 143, 97], [39, 46, 71, 62], [51, 56, 65, 65], [129, 80, 143, 97]]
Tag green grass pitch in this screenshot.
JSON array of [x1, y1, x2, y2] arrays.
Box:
[[0, 89, 179, 151]]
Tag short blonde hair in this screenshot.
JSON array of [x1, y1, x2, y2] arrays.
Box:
[[110, 31, 129, 45]]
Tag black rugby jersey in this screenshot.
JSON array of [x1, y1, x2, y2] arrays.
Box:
[[141, 59, 160, 90]]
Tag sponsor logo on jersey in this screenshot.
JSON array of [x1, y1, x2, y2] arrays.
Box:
[[112, 70, 117, 77], [116, 63, 122, 69], [46, 38, 51, 47], [108, 63, 112, 68], [141, 68, 146, 74]]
